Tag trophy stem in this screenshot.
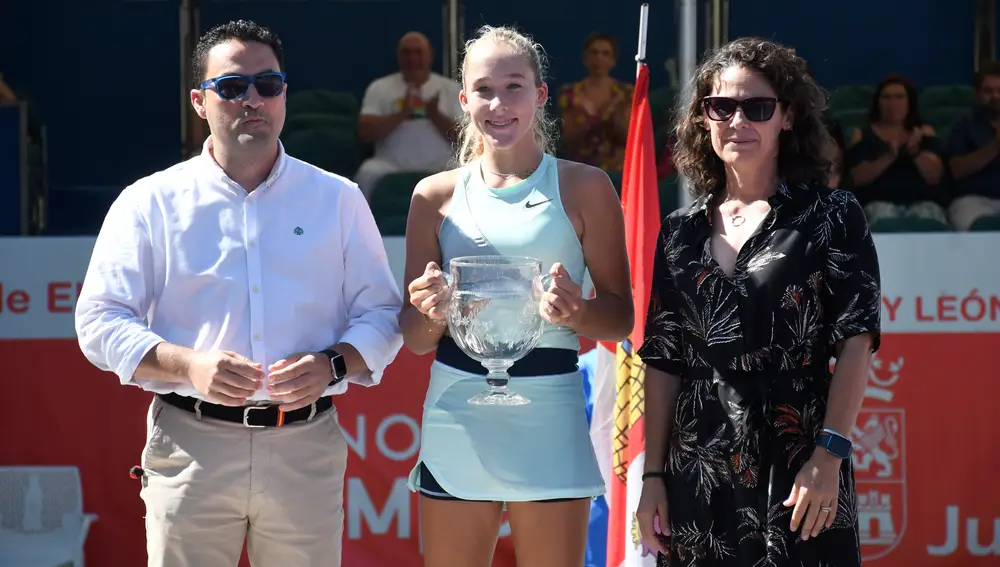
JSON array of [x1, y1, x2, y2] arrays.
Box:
[[485, 369, 510, 388], [468, 362, 531, 406]]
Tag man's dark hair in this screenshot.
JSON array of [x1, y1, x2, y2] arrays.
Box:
[[973, 61, 1000, 90], [192, 20, 284, 86]]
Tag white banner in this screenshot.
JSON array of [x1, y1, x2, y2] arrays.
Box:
[[1, 234, 999, 339]]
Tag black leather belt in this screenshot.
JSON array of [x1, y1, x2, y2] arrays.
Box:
[[158, 392, 333, 428]]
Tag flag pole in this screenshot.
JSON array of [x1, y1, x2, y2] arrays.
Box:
[[636, 3, 649, 78], [679, 0, 698, 207]]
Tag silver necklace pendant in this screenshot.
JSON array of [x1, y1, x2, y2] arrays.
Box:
[[731, 214, 746, 227]]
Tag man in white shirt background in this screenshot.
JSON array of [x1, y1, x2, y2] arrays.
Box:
[[355, 31, 463, 198], [74, 19, 403, 567]]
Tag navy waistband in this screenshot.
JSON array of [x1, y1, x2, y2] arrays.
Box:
[[435, 335, 578, 377]]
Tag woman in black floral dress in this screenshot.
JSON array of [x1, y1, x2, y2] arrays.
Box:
[[634, 37, 881, 567]]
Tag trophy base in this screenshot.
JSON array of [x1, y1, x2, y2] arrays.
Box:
[[467, 387, 531, 406]]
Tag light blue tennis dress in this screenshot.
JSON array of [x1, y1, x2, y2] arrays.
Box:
[[406, 153, 606, 502]]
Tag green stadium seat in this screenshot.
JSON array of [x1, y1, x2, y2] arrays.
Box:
[[869, 216, 951, 233], [831, 108, 869, 141], [376, 214, 409, 237], [283, 113, 356, 137], [369, 170, 433, 223], [920, 85, 976, 111], [282, 127, 361, 178], [658, 174, 681, 217], [648, 87, 676, 128], [922, 105, 968, 141], [827, 85, 874, 114], [287, 89, 360, 117], [968, 214, 1000, 231]]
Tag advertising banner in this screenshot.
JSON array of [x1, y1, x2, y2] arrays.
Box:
[[2, 234, 998, 566]]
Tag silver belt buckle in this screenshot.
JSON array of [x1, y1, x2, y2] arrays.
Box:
[[243, 405, 268, 428]]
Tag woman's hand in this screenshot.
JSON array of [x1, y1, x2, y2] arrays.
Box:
[[635, 477, 671, 555], [407, 261, 450, 322], [906, 127, 923, 155], [540, 263, 582, 326], [885, 137, 902, 157], [783, 449, 842, 540]]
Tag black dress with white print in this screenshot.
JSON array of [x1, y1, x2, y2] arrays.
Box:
[[638, 183, 881, 567]]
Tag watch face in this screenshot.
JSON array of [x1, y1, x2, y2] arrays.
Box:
[[331, 354, 347, 380], [826, 434, 852, 458]]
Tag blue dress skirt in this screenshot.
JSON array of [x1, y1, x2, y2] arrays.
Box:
[[407, 355, 606, 502]]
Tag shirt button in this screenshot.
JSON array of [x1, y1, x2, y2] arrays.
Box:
[[248, 240, 256, 248], [253, 333, 261, 341], [252, 285, 260, 293]]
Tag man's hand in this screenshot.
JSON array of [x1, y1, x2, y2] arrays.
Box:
[[402, 86, 421, 117], [267, 352, 333, 412], [187, 350, 263, 406], [424, 92, 442, 119]]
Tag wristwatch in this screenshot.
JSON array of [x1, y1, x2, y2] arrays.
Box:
[[816, 428, 852, 459], [318, 348, 348, 386]]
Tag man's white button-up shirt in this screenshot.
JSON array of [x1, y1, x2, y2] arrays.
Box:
[[75, 138, 404, 400]]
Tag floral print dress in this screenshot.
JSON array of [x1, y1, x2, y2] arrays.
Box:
[[556, 80, 632, 171], [637, 184, 882, 567]]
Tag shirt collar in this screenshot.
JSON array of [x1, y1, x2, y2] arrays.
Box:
[[686, 179, 795, 228], [199, 136, 288, 190], [688, 179, 792, 213]]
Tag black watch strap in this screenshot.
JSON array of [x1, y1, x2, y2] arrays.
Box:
[[816, 429, 852, 459], [319, 348, 348, 386]]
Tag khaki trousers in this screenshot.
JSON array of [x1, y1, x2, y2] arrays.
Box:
[[139, 395, 348, 567]]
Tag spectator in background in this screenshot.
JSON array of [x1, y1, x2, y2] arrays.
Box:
[[825, 118, 845, 187], [0, 74, 16, 101], [808, 66, 845, 187], [557, 33, 632, 172], [846, 74, 947, 225], [0, 72, 42, 144], [355, 31, 462, 199], [946, 62, 1000, 230]]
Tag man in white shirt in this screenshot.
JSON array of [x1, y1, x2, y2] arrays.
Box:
[[74, 20, 402, 567], [355, 31, 463, 198]]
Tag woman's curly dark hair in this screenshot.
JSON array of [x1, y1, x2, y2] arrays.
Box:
[[673, 37, 836, 199], [868, 74, 923, 130]]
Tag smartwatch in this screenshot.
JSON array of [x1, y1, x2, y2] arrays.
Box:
[[816, 428, 852, 459], [318, 348, 348, 386]]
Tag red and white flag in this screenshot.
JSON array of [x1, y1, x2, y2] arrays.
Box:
[[599, 58, 661, 567]]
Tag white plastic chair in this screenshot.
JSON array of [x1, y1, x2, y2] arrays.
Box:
[[0, 466, 97, 567]]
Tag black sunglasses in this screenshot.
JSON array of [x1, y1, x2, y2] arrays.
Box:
[[200, 71, 286, 101], [702, 96, 780, 122]]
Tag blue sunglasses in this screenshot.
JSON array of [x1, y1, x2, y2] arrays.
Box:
[[200, 71, 286, 100]]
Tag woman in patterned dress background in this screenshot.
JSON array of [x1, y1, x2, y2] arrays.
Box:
[[634, 37, 881, 567]]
